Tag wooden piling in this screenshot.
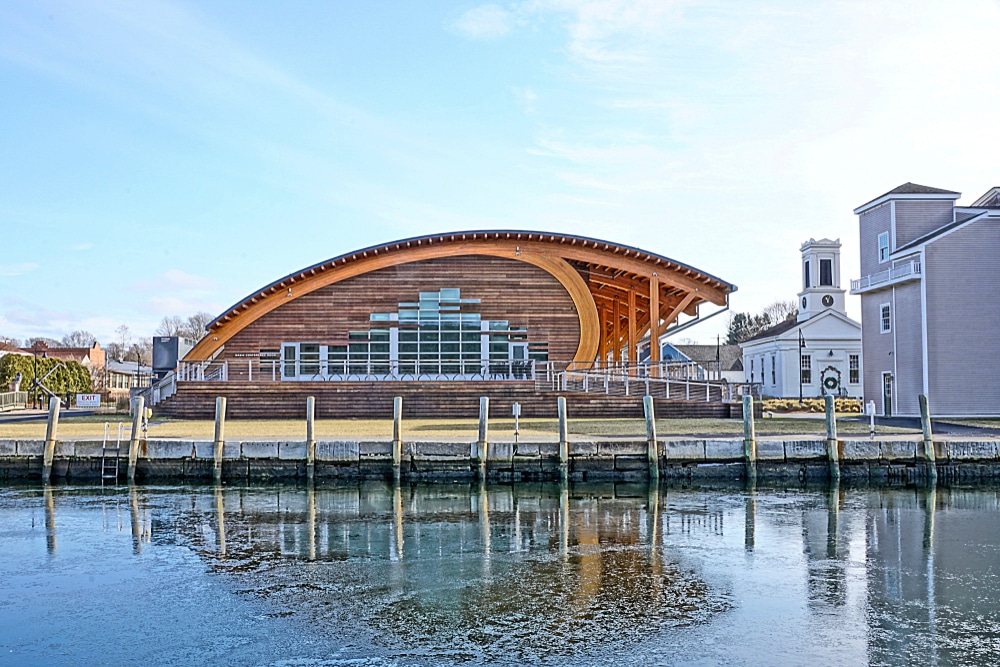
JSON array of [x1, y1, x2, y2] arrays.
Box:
[[41, 397, 60, 484], [743, 395, 757, 483], [392, 396, 403, 480], [919, 394, 938, 483], [643, 396, 658, 480], [213, 397, 226, 483], [127, 396, 144, 483], [477, 397, 489, 475], [824, 394, 840, 482], [305, 396, 316, 481], [556, 396, 569, 477]]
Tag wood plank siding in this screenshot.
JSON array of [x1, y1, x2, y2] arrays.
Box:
[[894, 200, 954, 248], [926, 222, 1000, 415], [220, 255, 580, 366]]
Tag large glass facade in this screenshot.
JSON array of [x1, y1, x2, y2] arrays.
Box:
[[279, 288, 548, 380]]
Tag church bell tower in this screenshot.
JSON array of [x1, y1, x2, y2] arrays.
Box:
[[797, 238, 846, 322]]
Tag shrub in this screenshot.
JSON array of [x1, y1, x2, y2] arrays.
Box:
[[762, 397, 861, 414], [0, 354, 92, 397]]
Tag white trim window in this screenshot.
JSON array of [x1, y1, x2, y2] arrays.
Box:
[[878, 232, 889, 263], [880, 303, 891, 333], [801, 354, 812, 384], [771, 355, 776, 385], [849, 354, 860, 384]]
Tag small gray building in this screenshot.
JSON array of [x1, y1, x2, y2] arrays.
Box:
[[851, 183, 1000, 417]]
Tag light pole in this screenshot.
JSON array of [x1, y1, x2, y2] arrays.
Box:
[[798, 330, 807, 404]]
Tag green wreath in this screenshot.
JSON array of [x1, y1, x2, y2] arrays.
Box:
[[823, 376, 839, 390]]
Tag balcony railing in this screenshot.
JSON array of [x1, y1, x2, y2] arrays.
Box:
[[850, 259, 921, 293]]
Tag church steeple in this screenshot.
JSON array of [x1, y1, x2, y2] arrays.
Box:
[[797, 238, 846, 322]]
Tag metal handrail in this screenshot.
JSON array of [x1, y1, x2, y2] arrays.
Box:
[[0, 391, 28, 412]]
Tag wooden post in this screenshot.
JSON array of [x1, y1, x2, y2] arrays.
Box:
[[41, 396, 60, 484], [919, 394, 938, 483], [477, 397, 489, 476], [392, 396, 403, 481], [127, 396, 144, 483], [627, 288, 637, 369], [649, 274, 660, 377], [612, 298, 622, 366], [558, 396, 569, 473], [643, 396, 658, 480], [597, 304, 606, 367], [743, 395, 757, 483], [305, 396, 316, 481], [213, 397, 226, 483], [824, 394, 840, 482]]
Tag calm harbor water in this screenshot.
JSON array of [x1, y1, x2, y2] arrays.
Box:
[[1, 482, 999, 666]]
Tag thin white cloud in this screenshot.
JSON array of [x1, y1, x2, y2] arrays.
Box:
[[512, 86, 538, 113], [0, 262, 39, 277], [72, 242, 94, 251], [453, 4, 514, 40]]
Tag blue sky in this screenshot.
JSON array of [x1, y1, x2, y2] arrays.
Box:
[[2, 0, 999, 345]]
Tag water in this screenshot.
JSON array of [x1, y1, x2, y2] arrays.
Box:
[[1, 483, 999, 666]]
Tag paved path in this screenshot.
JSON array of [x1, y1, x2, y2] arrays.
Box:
[[0, 408, 96, 424]]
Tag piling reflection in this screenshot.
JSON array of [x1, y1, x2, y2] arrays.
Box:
[[8, 483, 1000, 664], [174, 482, 728, 661]]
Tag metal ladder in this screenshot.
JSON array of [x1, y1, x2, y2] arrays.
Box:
[[101, 423, 124, 484]]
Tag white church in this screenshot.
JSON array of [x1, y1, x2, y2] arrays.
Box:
[[742, 239, 863, 399]]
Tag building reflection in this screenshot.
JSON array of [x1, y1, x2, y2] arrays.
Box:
[[170, 482, 729, 661], [864, 487, 1000, 666]]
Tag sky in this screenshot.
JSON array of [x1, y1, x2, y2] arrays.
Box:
[[2, 0, 999, 347]]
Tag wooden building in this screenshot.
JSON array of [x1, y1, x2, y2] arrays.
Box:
[[158, 231, 738, 419]]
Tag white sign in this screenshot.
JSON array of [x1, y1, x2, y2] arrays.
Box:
[[76, 393, 101, 408]]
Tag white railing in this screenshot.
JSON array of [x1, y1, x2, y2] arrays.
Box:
[[0, 391, 28, 412], [149, 371, 177, 406], [538, 370, 736, 402], [177, 359, 553, 383], [851, 259, 921, 292]]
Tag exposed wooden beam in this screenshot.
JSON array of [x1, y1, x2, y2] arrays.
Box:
[[628, 289, 637, 364]]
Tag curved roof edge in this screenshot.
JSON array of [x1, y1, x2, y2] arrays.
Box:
[[207, 230, 738, 331]]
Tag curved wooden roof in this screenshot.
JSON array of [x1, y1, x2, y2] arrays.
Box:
[[187, 231, 737, 363]]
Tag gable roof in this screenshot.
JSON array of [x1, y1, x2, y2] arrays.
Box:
[[972, 187, 1000, 208], [854, 182, 961, 214], [894, 210, 989, 254], [674, 344, 744, 371], [741, 317, 799, 343]]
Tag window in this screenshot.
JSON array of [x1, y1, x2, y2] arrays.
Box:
[[801, 354, 812, 384], [771, 355, 776, 385], [849, 354, 860, 383], [804, 260, 811, 288], [880, 303, 891, 333], [750, 358, 755, 383], [819, 259, 833, 286], [878, 232, 889, 263]]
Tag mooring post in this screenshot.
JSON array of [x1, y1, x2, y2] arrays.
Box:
[[127, 396, 145, 483], [41, 396, 61, 485], [477, 397, 489, 477], [919, 394, 938, 484], [213, 397, 226, 483], [743, 395, 757, 483], [558, 396, 569, 480], [643, 395, 658, 480], [824, 394, 840, 482], [392, 396, 403, 481], [305, 396, 316, 482]]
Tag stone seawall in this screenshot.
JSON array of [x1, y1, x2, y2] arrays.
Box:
[[2, 437, 999, 484]]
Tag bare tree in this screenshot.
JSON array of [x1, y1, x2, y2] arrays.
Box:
[[106, 324, 132, 362], [155, 316, 185, 337], [184, 312, 213, 340], [62, 330, 97, 348], [761, 300, 798, 324]]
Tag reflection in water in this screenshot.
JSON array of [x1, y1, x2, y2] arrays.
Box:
[[7, 484, 1000, 665], [174, 483, 728, 662]]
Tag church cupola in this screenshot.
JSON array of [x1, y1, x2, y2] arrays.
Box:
[[797, 238, 846, 322]]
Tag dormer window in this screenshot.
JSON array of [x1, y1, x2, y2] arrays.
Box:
[[878, 232, 889, 263]]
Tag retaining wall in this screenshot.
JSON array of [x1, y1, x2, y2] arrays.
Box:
[[1, 437, 998, 484]]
